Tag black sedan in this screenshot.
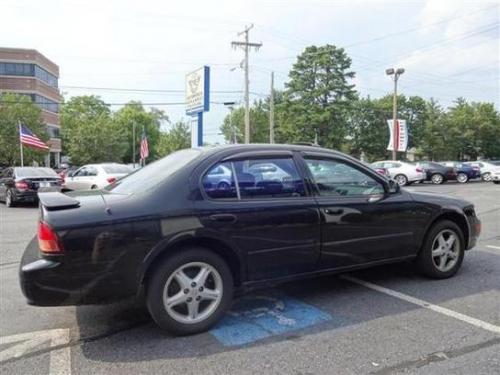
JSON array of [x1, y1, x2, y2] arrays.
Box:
[[20, 145, 481, 335], [416, 161, 457, 184], [0, 167, 63, 207]]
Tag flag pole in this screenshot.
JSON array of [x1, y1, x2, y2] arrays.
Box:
[[18, 122, 24, 167]]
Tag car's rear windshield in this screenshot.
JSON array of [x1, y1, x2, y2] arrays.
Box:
[[102, 165, 132, 174], [15, 167, 58, 177], [104, 149, 201, 194]]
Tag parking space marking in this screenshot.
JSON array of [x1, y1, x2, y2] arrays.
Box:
[[341, 275, 500, 335], [0, 329, 71, 374], [486, 245, 500, 250], [210, 294, 332, 346]]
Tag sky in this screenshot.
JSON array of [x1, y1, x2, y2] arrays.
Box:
[[1, 0, 499, 144]]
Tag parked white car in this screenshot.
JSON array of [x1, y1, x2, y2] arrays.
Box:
[[490, 167, 500, 184], [466, 161, 500, 181], [372, 160, 426, 186], [64, 163, 133, 191]]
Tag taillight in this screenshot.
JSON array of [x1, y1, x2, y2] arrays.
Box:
[[416, 168, 423, 173], [38, 221, 64, 254], [15, 180, 29, 190], [107, 177, 116, 184]]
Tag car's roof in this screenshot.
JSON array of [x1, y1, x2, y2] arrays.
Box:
[[194, 143, 338, 154]]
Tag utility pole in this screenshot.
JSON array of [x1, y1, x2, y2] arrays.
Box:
[[269, 71, 275, 144], [231, 24, 262, 144], [385, 68, 405, 160]]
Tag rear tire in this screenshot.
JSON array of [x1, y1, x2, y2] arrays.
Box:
[[457, 173, 468, 183], [146, 247, 234, 335], [415, 220, 465, 279], [394, 174, 408, 186], [431, 173, 444, 185]]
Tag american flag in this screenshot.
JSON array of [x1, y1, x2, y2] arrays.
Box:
[[19, 124, 49, 150], [140, 129, 149, 161]]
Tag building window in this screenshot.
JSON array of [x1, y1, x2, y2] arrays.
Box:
[[47, 125, 60, 138], [0, 62, 58, 88]]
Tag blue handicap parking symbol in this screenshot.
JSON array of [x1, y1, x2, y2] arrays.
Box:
[[210, 294, 331, 346]]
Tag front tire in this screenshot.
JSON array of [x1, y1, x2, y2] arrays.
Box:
[[5, 190, 15, 207], [457, 172, 468, 183], [415, 220, 465, 279], [146, 247, 234, 335], [482, 172, 491, 182]]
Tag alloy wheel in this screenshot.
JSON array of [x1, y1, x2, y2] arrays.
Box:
[[395, 174, 408, 186], [431, 229, 460, 272], [482, 173, 491, 182], [162, 262, 223, 324], [431, 174, 443, 184], [457, 173, 468, 183]]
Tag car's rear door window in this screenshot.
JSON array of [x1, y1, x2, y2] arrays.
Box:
[[203, 162, 237, 199], [233, 157, 305, 199], [202, 157, 306, 200]]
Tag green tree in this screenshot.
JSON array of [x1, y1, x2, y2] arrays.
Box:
[[418, 99, 453, 160], [61, 96, 127, 165], [220, 99, 272, 144], [279, 45, 357, 148], [157, 120, 191, 156], [345, 97, 389, 161], [0, 93, 48, 166], [444, 98, 500, 159], [113, 102, 166, 163]]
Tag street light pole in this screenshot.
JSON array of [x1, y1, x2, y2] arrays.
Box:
[[386, 68, 405, 160]]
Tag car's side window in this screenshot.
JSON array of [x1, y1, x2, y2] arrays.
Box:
[[305, 158, 385, 197], [202, 157, 306, 200], [87, 167, 98, 176], [203, 162, 237, 199], [74, 167, 86, 177], [233, 157, 305, 199]]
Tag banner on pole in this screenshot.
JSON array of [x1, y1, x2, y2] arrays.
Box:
[[387, 119, 408, 152]]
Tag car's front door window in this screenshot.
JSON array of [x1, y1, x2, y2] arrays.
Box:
[[305, 158, 384, 197]]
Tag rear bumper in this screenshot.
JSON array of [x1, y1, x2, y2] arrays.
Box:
[[20, 237, 81, 306], [12, 190, 38, 203], [20, 237, 137, 306]]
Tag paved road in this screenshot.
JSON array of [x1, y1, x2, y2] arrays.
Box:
[[1, 181, 499, 374]]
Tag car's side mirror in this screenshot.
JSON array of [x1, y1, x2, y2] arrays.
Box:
[[388, 179, 400, 194]]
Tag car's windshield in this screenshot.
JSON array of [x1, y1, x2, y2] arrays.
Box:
[[102, 164, 133, 174], [15, 167, 58, 177], [105, 149, 201, 194]]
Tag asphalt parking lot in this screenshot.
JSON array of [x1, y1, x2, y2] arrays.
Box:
[[1, 181, 499, 375]]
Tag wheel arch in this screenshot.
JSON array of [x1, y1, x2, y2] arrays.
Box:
[[139, 234, 245, 294], [420, 210, 469, 253]]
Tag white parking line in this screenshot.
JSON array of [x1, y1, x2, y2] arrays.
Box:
[[341, 275, 500, 335], [486, 245, 500, 250], [0, 329, 71, 374]]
